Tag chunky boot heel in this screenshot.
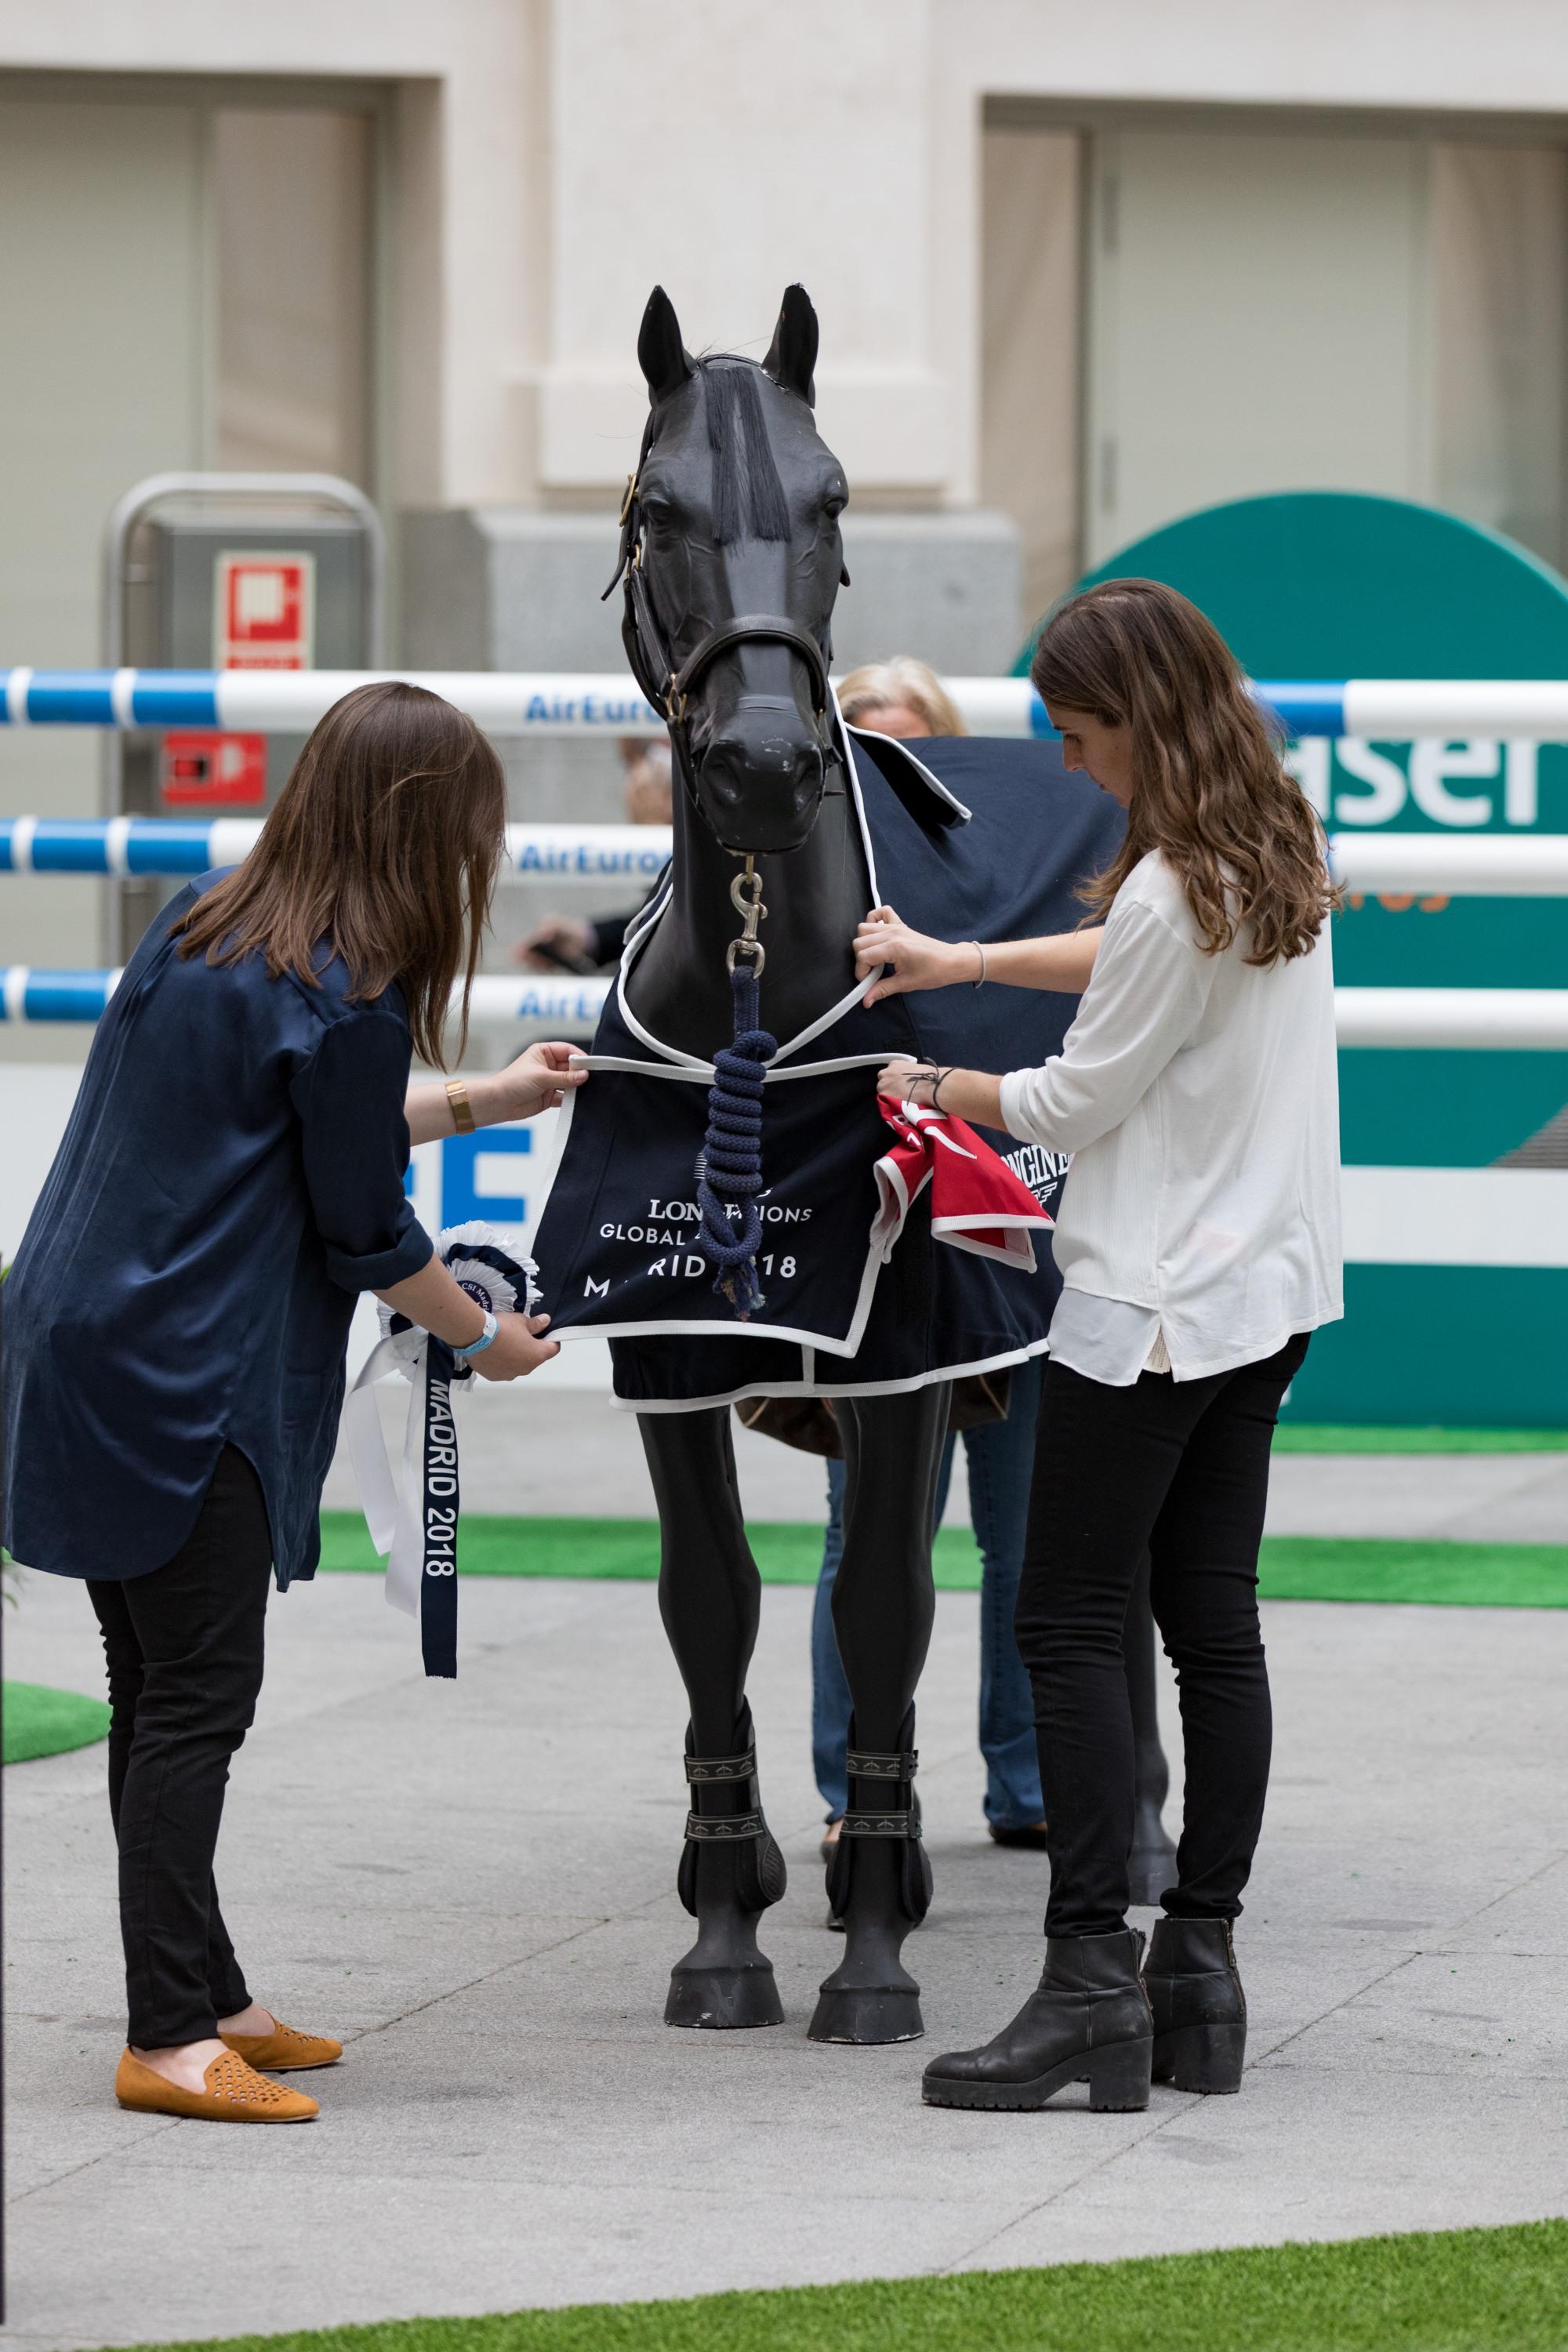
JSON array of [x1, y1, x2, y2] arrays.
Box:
[[1085, 2034, 1155, 2111], [810, 1714, 929, 2046], [1150, 2018, 1247, 2094], [1143, 1917, 1247, 2093], [923, 1929, 1152, 2112], [665, 1709, 786, 2031]]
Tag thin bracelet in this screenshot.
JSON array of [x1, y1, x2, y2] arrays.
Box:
[[451, 1309, 499, 1362], [903, 1061, 939, 1109], [931, 1067, 954, 1113], [445, 1078, 475, 1134], [967, 942, 987, 989]]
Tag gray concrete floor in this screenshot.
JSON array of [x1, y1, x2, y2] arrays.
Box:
[[5, 1553, 1567, 2348], [323, 1385, 1568, 1541]]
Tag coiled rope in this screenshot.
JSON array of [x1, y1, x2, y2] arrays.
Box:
[[694, 957, 776, 1318]]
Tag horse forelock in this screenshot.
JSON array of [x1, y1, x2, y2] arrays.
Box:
[[699, 357, 791, 546]]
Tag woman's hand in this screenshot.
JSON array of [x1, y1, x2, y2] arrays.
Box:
[[877, 1056, 938, 1109], [873, 1057, 1006, 1133], [406, 1044, 588, 1145], [854, 905, 981, 1006], [485, 1041, 589, 1124], [472, 1311, 558, 1380], [514, 914, 597, 974]]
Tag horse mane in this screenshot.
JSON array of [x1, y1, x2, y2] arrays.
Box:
[[700, 357, 790, 545]]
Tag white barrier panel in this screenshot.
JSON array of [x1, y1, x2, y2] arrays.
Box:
[[1332, 986, 1568, 1050], [1327, 832, 1568, 895]]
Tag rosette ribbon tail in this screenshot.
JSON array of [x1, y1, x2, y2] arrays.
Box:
[[343, 1333, 460, 1678], [343, 1221, 537, 1683]]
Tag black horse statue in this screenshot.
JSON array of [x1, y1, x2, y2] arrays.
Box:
[[533, 284, 1174, 2045]]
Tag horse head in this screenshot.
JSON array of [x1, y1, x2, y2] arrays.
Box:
[[612, 283, 848, 857]]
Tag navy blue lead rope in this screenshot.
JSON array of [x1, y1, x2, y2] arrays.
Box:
[[694, 960, 777, 1318]]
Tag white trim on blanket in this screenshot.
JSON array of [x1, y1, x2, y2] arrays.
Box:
[[614, 1334, 1052, 1414]]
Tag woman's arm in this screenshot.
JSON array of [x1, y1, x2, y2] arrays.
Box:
[[375, 1258, 557, 1380], [406, 1041, 586, 1146], [876, 1060, 1004, 1130], [854, 906, 1102, 1007], [875, 902, 1214, 1153]]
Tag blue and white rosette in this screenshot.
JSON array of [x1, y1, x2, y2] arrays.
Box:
[[344, 1221, 538, 1679]]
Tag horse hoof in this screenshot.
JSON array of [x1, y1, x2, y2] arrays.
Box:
[[665, 1964, 784, 2031], [807, 1984, 924, 2045]]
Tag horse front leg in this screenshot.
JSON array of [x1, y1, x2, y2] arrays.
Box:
[[809, 1380, 951, 2045], [638, 1406, 786, 2030]]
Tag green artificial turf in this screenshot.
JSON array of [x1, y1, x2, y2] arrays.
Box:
[[1274, 1424, 1568, 1453], [4, 1678, 111, 1764], [318, 1512, 1568, 1608], [91, 2220, 1568, 2352]]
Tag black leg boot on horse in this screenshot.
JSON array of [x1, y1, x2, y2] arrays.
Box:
[[811, 1382, 949, 2045], [640, 1406, 786, 2030]]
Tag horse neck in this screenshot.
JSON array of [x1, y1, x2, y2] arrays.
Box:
[[624, 762, 869, 1058]]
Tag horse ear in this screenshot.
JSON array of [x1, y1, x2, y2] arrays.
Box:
[[638, 286, 695, 404], [764, 284, 818, 406]]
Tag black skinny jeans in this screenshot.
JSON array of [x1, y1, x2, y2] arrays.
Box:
[[87, 1444, 273, 2048], [1015, 1333, 1310, 1938]]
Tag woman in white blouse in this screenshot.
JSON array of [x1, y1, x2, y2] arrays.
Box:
[[856, 578, 1341, 2116]]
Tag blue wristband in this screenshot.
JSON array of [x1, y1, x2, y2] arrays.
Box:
[[451, 1309, 499, 1362]]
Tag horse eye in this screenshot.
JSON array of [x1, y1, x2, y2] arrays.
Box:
[[822, 485, 847, 519]]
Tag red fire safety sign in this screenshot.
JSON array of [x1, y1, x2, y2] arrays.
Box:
[[161, 731, 269, 807], [216, 552, 317, 671]]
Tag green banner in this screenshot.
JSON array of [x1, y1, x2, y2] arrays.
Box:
[[1028, 492, 1568, 1425]]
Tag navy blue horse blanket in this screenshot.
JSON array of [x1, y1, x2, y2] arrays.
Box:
[[530, 731, 1124, 1410]]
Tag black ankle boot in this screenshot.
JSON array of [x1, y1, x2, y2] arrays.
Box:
[[665, 1705, 786, 2031], [1143, 1917, 1247, 2093], [922, 1929, 1152, 2111]]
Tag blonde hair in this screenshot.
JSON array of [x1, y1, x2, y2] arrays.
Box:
[[837, 657, 967, 737]]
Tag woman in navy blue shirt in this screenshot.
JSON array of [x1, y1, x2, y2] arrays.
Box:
[[3, 681, 581, 2125]]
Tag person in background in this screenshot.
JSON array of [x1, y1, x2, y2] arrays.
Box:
[[815, 656, 1050, 1855], [2, 683, 586, 2127], [517, 735, 674, 975], [839, 656, 966, 741], [863, 580, 1341, 2113]]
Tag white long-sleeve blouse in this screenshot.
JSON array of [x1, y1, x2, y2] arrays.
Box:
[[997, 849, 1343, 1385]]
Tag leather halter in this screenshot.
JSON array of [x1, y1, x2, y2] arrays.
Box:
[[604, 411, 833, 738]]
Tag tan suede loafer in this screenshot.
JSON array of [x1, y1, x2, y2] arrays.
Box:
[[115, 2046, 318, 2122], [220, 2020, 343, 2072]]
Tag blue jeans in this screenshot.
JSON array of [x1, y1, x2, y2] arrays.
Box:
[[811, 1358, 1046, 1831]]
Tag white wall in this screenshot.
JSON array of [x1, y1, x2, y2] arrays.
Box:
[[6, 2, 1568, 511]]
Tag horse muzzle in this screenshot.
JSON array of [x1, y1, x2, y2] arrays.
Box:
[[693, 701, 828, 855]]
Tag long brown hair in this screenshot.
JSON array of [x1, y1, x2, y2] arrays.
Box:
[[1033, 579, 1334, 965], [173, 681, 506, 1065]]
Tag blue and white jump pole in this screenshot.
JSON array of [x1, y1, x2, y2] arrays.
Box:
[[6, 966, 1568, 1047], [9, 819, 1568, 897], [12, 666, 1568, 739]]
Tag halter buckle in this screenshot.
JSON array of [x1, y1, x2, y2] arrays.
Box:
[[725, 858, 768, 975]]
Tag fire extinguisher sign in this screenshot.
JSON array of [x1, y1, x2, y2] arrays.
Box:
[[216, 552, 317, 671]]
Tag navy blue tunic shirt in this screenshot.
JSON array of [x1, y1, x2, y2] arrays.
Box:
[[2, 873, 433, 1588]]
